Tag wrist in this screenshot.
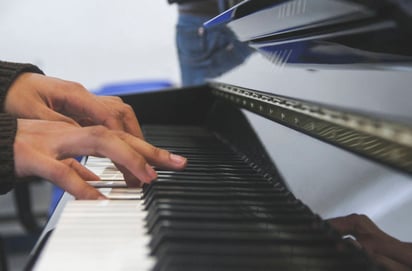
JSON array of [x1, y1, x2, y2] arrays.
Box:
[[0, 61, 44, 111]]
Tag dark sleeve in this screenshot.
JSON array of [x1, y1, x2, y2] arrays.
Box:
[[0, 60, 43, 111], [0, 113, 17, 194]]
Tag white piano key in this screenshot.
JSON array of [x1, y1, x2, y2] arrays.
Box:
[[85, 156, 125, 181], [34, 158, 153, 271], [87, 180, 128, 188], [33, 200, 154, 271], [99, 188, 143, 200]]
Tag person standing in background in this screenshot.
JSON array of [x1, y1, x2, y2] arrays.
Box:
[[168, 0, 253, 86]]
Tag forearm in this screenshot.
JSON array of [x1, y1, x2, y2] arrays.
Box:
[[0, 60, 43, 110]]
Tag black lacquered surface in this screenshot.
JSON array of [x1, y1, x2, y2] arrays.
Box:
[[141, 125, 382, 271]]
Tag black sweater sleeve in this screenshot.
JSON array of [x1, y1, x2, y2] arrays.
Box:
[[0, 114, 17, 194], [0, 60, 43, 194]]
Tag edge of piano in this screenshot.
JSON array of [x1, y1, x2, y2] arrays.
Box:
[[26, 83, 403, 270]]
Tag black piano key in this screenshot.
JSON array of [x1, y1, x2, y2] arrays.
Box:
[[153, 254, 378, 271], [143, 184, 287, 196], [153, 237, 348, 257], [145, 204, 311, 232], [149, 179, 276, 188], [152, 240, 370, 262], [146, 210, 317, 234], [149, 219, 321, 238], [150, 234, 338, 261], [143, 190, 296, 209], [174, 158, 246, 164], [145, 197, 303, 209], [138, 125, 383, 271], [155, 171, 269, 179], [146, 204, 308, 221]]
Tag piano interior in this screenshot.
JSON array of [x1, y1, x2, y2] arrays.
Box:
[[29, 1, 412, 270]]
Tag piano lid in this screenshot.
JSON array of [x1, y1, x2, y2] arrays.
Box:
[[205, 0, 412, 67]]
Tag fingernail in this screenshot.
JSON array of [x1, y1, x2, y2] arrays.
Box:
[[170, 153, 187, 165], [145, 163, 157, 181]]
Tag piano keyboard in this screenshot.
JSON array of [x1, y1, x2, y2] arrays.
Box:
[[33, 125, 382, 271]]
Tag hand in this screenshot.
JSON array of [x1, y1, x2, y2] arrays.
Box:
[[14, 119, 187, 199], [5, 73, 143, 138], [328, 214, 412, 271]]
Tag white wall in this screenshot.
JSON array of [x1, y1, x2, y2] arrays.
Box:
[[0, 0, 180, 90]]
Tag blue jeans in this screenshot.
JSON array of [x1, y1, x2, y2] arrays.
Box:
[[176, 14, 253, 86]]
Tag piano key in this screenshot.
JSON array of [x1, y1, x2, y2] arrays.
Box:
[[148, 179, 277, 188], [153, 241, 359, 259], [99, 187, 143, 200], [33, 200, 154, 271], [87, 180, 128, 188], [154, 254, 372, 271], [34, 125, 381, 271], [143, 189, 295, 206]]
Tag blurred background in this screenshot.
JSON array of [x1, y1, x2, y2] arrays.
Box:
[[0, 1, 179, 270], [0, 0, 180, 89], [1, 1, 412, 270]]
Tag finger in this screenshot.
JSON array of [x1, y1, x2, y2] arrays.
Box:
[[98, 96, 144, 138], [36, 106, 80, 127], [328, 216, 356, 236], [114, 131, 187, 170], [58, 87, 144, 138], [327, 214, 375, 236], [61, 158, 100, 181], [44, 81, 134, 134], [31, 152, 105, 200], [58, 125, 157, 184], [373, 254, 412, 271], [328, 214, 400, 245], [328, 215, 412, 267], [362, 238, 412, 268], [113, 162, 144, 188]]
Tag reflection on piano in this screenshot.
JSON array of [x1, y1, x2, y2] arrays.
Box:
[[28, 0, 412, 270]]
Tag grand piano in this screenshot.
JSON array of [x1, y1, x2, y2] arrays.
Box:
[[28, 0, 412, 270]]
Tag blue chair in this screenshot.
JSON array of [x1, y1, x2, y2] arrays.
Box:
[[92, 79, 173, 96]]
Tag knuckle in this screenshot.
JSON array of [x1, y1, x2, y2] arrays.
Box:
[[62, 158, 77, 167], [115, 130, 128, 140], [151, 146, 163, 158], [348, 213, 369, 226], [149, 146, 170, 160], [358, 214, 371, 224], [110, 96, 123, 102], [118, 104, 134, 117], [111, 109, 124, 119], [348, 213, 360, 220], [67, 81, 87, 92], [123, 103, 134, 113], [89, 125, 109, 137]]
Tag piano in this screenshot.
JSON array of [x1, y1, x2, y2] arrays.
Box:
[[28, 0, 412, 270]]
